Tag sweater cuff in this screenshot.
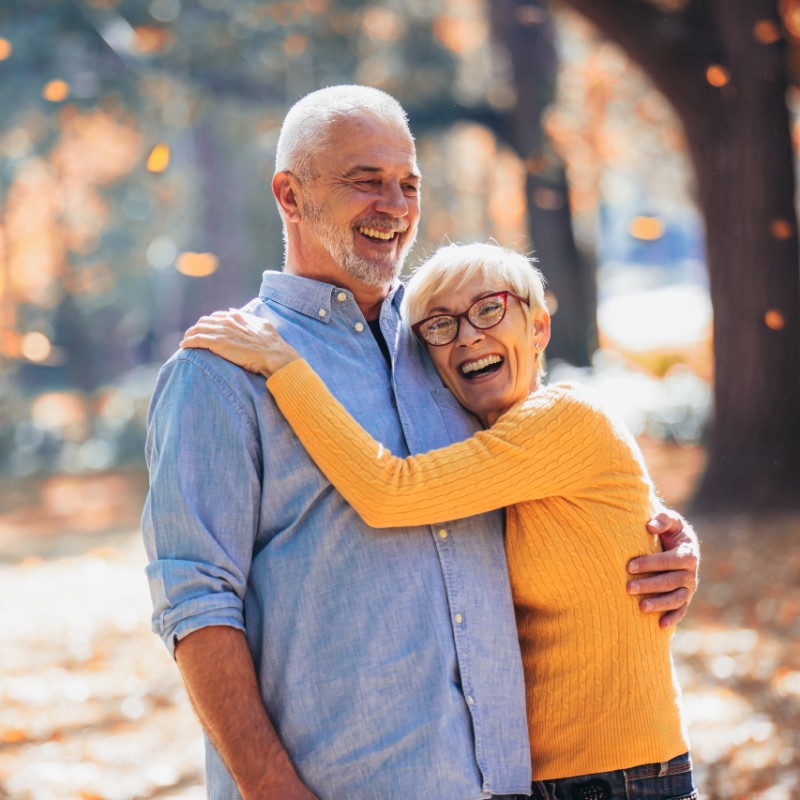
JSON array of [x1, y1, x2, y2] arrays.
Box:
[[266, 357, 317, 403]]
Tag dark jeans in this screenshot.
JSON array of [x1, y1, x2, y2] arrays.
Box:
[[523, 752, 697, 800]]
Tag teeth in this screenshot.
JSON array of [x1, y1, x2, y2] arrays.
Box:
[[358, 227, 396, 241], [461, 355, 502, 375]]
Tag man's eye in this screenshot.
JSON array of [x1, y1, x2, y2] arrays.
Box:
[[403, 184, 419, 195], [357, 179, 380, 186]]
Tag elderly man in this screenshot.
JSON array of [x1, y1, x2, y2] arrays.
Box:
[[142, 85, 699, 800]]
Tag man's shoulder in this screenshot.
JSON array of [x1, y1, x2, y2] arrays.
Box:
[[152, 343, 264, 425]]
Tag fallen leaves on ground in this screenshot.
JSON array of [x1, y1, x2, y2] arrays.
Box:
[[0, 466, 798, 799]]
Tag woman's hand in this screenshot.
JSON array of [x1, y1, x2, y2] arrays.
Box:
[[181, 310, 300, 378]]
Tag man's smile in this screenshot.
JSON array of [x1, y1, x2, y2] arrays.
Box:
[[357, 226, 399, 242]]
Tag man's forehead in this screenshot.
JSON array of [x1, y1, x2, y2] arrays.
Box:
[[320, 114, 419, 173]]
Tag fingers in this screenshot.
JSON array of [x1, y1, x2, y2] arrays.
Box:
[[658, 605, 689, 629], [628, 565, 694, 594], [631, 586, 691, 628], [628, 545, 698, 578], [646, 509, 685, 535]]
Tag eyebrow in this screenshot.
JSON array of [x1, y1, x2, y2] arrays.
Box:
[[341, 165, 421, 180], [427, 290, 497, 315]]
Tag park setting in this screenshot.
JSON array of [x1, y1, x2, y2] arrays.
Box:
[[1, 1, 799, 798]]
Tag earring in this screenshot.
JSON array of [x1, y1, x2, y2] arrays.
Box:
[[535, 342, 541, 350]]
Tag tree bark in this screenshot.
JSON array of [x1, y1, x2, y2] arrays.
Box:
[[489, 0, 598, 365], [559, 0, 800, 513]]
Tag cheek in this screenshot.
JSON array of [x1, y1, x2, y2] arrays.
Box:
[[428, 348, 459, 389]]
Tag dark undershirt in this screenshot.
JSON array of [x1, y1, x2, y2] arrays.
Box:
[[367, 318, 392, 366]]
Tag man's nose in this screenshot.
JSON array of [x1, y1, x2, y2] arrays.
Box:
[[374, 180, 409, 217]]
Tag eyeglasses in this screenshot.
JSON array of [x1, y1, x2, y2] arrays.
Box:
[[411, 290, 529, 346]]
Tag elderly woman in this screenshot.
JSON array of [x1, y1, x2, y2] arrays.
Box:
[[182, 242, 696, 800]]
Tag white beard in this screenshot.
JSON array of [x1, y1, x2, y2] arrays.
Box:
[[303, 195, 414, 288]]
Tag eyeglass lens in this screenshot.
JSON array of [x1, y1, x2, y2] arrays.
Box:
[[417, 293, 508, 345]]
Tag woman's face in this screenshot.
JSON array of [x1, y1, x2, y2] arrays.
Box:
[[422, 276, 550, 427]]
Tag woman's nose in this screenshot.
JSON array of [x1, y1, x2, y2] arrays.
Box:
[[455, 318, 485, 347]]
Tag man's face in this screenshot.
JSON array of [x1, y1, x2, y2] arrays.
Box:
[[299, 114, 421, 288]]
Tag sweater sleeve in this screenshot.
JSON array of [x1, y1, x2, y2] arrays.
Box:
[[266, 358, 606, 528]]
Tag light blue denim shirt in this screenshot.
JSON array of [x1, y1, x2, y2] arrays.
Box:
[[142, 271, 531, 800]]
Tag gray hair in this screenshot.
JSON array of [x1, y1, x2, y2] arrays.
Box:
[[403, 242, 547, 329], [275, 85, 413, 180]]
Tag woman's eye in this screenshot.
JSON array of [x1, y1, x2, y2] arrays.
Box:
[[477, 301, 503, 317]]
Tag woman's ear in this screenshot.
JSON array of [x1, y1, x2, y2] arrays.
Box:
[[272, 171, 303, 223], [531, 308, 551, 352]]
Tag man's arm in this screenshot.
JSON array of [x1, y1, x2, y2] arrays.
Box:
[[175, 626, 317, 800], [143, 355, 316, 798], [627, 510, 700, 628]]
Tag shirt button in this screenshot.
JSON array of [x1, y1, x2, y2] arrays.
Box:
[[438, 528, 448, 539], [318, 309, 327, 317], [454, 613, 463, 624], [467, 695, 475, 705], [337, 292, 347, 302], [354, 322, 364, 332]]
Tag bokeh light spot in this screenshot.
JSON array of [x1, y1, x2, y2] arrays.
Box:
[[705, 64, 731, 88], [42, 79, 70, 102], [628, 215, 665, 241], [146, 143, 170, 173], [0, 38, 13, 60], [764, 310, 785, 330], [283, 34, 308, 57], [21, 332, 53, 363], [753, 19, 781, 44], [176, 252, 218, 277], [516, 5, 547, 25], [770, 218, 794, 239]]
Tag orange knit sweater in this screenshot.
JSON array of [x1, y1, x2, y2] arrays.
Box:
[[267, 359, 689, 780]]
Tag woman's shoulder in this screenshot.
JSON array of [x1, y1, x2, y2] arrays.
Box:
[[522, 380, 604, 414]]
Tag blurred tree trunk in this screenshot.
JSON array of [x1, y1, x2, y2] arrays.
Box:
[[489, 0, 597, 366], [559, 0, 800, 512]]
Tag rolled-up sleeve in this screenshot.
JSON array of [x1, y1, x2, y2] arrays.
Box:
[[141, 352, 262, 657]]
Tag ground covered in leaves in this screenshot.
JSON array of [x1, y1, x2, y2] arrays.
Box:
[[0, 454, 798, 799]]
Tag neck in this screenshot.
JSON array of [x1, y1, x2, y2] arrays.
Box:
[[284, 248, 393, 321]]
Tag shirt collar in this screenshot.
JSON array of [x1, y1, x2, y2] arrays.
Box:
[[259, 270, 404, 322]]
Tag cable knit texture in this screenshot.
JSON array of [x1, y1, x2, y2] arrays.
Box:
[[267, 359, 689, 780]]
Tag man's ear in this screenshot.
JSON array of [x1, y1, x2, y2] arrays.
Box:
[[273, 171, 303, 223]]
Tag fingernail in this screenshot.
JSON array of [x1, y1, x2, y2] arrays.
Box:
[[628, 581, 639, 593], [641, 600, 652, 612], [649, 517, 664, 530]]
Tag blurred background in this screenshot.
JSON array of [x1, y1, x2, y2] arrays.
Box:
[[0, 1, 798, 798]]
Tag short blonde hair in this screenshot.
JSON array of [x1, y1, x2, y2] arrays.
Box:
[[403, 242, 547, 329]]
